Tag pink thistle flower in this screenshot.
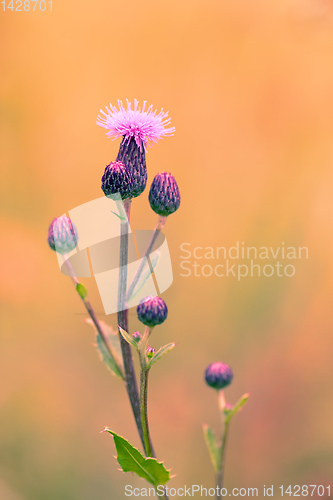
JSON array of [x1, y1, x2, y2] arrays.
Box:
[[96, 99, 175, 150]]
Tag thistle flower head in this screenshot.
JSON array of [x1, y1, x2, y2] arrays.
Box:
[[137, 295, 168, 328], [149, 172, 181, 217], [101, 160, 133, 199], [97, 99, 175, 150], [47, 215, 78, 254], [205, 362, 233, 390]]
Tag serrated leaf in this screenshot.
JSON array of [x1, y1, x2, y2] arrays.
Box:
[[104, 429, 170, 487], [224, 393, 249, 424], [118, 326, 138, 349], [148, 343, 176, 369], [203, 424, 220, 473], [128, 252, 160, 302], [86, 319, 125, 380], [76, 282, 87, 299]]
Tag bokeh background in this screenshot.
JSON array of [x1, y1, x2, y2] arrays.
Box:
[[2, 0, 333, 498]]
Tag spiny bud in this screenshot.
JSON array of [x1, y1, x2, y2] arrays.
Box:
[[132, 331, 142, 343], [116, 137, 147, 198], [148, 172, 181, 217], [205, 362, 233, 390], [146, 347, 155, 359], [101, 160, 133, 200], [137, 296, 168, 327], [47, 215, 78, 254]]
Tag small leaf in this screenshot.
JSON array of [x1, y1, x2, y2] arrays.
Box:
[[203, 424, 220, 473], [127, 252, 160, 302], [76, 283, 87, 299], [224, 393, 249, 424], [104, 429, 170, 487], [148, 343, 176, 369], [86, 319, 125, 380], [96, 335, 124, 380], [118, 326, 138, 349], [110, 210, 127, 222]]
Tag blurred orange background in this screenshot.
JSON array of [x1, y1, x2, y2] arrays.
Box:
[[2, 0, 333, 498]]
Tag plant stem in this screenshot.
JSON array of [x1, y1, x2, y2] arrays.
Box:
[[216, 420, 230, 499], [126, 216, 167, 303], [62, 259, 123, 378], [116, 201, 168, 499], [139, 346, 168, 500], [216, 390, 229, 500], [137, 326, 155, 457], [117, 199, 145, 450], [139, 364, 155, 458]]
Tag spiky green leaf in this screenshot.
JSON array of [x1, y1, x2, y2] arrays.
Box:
[[104, 429, 170, 487]]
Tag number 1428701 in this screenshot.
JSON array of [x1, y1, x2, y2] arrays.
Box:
[[1, 0, 52, 11]]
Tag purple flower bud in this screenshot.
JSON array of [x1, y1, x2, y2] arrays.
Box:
[[132, 331, 142, 343], [146, 347, 155, 358], [205, 362, 233, 390], [101, 160, 134, 200], [149, 172, 181, 217], [137, 296, 168, 327], [116, 137, 147, 198], [47, 215, 78, 254]]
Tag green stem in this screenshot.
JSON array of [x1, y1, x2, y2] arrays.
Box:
[[126, 216, 167, 303], [216, 390, 229, 500], [139, 363, 155, 458], [117, 199, 145, 451], [114, 199, 168, 499], [139, 346, 168, 500], [216, 421, 230, 499]]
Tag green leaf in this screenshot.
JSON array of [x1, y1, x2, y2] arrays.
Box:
[[128, 252, 160, 302], [203, 424, 220, 473], [104, 429, 170, 487], [118, 326, 138, 349], [110, 210, 127, 222], [148, 343, 176, 369], [111, 198, 128, 223], [224, 393, 249, 424], [85, 319, 125, 380], [76, 282, 87, 300]]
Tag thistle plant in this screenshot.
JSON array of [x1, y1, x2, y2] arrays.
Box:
[[203, 362, 249, 499], [47, 99, 248, 498]]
